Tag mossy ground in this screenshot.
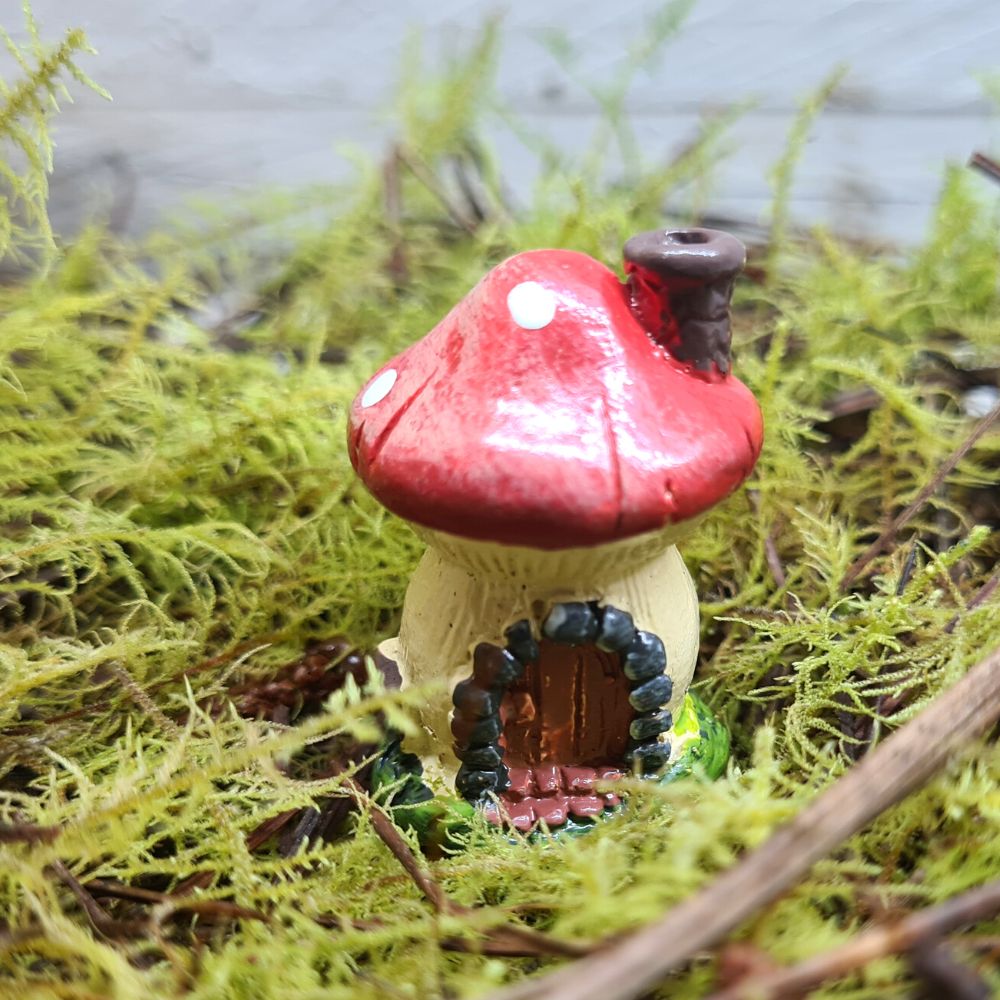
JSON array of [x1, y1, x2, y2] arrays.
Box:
[[1, 10, 999, 1000]]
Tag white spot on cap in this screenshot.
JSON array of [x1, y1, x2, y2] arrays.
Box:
[[507, 281, 557, 330], [361, 368, 397, 408]]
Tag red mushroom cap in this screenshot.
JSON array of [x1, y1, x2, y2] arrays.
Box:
[[348, 244, 763, 550]]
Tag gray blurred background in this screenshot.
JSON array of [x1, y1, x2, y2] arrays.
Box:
[[10, 0, 1000, 245]]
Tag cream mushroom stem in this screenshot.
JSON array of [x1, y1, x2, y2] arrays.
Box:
[[378, 522, 704, 788]]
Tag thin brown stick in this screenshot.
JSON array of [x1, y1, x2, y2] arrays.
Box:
[[245, 808, 299, 851], [442, 930, 593, 959], [945, 568, 1000, 634], [704, 881, 1000, 1000], [86, 872, 582, 958], [163, 899, 270, 924], [169, 807, 303, 897], [51, 861, 141, 939], [382, 144, 409, 284], [908, 938, 991, 1000], [763, 533, 787, 589], [85, 879, 176, 905], [342, 776, 449, 912], [747, 491, 786, 588], [0, 821, 59, 844], [345, 777, 592, 958], [969, 151, 1000, 186], [482, 643, 1000, 1000], [841, 400, 1000, 588], [85, 879, 269, 924], [823, 385, 881, 419], [397, 146, 479, 235]]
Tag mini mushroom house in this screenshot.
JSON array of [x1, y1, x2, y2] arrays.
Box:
[[349, 228, 763, 832]]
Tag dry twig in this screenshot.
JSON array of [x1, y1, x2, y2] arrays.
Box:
[[382, 144, 408, 284], [482, 643, 1000, 1000], [342, 776, 448, 911], [895, 541, 919, 595], [85, 879, 270, 925], [908, 938, 992, 1000], [0, 821, 59, 844], [747, 491, 786, 589], [945, 568, 1000, 634], [396, 146, 479, 235], [344, 777, 592, 958], [51, 861, 142, 940], [704, 881, 1000, 999], [969, 151, 1000, 186]]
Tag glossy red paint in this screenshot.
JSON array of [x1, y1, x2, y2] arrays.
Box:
[[348, 246, 763, 549]]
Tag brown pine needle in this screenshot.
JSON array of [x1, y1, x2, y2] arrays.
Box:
[[0, 821, 59, 844], [945, 568, 1000, 634], [969, 151, 1000, 186], [51, 861, 142, 940], [397, 145, 479, 235], [85, 879, 270, 925]]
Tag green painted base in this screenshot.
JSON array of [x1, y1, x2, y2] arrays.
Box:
[[370, 691, 729, 849], [659, 689, 731, 783]]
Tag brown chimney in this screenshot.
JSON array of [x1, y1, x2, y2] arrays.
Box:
[[623, 227, 746, 376]]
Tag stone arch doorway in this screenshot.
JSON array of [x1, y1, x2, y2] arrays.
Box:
[[451, 601, 675, 830]]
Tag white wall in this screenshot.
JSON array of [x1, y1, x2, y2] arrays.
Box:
[[8, 0, 1000, 244]]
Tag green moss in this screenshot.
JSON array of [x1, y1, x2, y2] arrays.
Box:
[[1, 9, 999, 1000]]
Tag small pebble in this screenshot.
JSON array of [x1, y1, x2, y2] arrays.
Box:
[[503, 800, 537, 831], [560, 766, 595, 792], [504, 767, 536, 800], [622, 631, 667, 681], [963, 385, 1000, 419], [629, 710, 673, 741], [504, 619, 540, 664], [626, 741, 671, 775], [542, 602, 599, 644], [456, 765, 501, 797], [451, 680, 499, 718], [451, 713, 502, 747], [530, 796, 568, 828], [568, 795, 604, 819], [629, 674, 673, 712], [596, 606, 637, 651], [457, 743, 503, 769], [472, 643, 524, 688]]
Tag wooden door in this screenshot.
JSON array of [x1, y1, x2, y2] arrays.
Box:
[[499, 639, 634, 767]]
